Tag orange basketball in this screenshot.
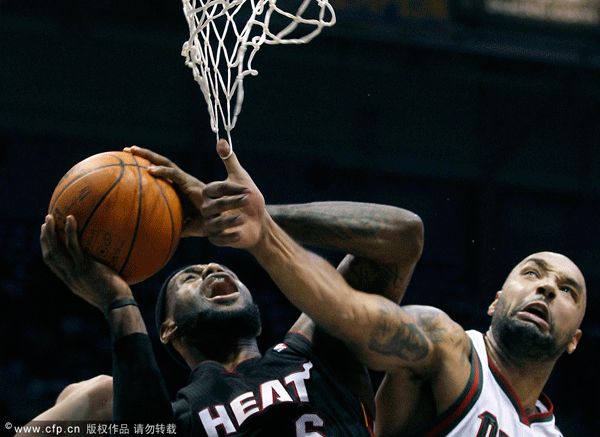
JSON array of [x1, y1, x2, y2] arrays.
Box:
[[48, 151, 183, 284]]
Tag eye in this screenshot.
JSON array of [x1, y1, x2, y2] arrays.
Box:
[[181, 273, 198, 283], [525, 270, 539, 278], [561, 286, 577, 298]]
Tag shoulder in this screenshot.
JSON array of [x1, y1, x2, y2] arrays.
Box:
[[403, 306, 469, 344], [402, 305, 471, 374]]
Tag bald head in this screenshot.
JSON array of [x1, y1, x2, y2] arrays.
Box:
[[487, 251, 587, 361], [506, 251, 587, 320]]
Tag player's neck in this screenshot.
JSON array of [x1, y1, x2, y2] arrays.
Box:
[[484, 331, 554, 416], [189, 338, 261, 371], [221, 339, 262, 371]]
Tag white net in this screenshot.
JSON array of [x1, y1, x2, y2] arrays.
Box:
[[181, 0, 336, 152]]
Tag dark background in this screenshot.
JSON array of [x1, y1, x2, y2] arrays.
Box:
[[1, 0, 599, 435]]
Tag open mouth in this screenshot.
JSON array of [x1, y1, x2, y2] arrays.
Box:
[[517, 301, 550, 329], [202, 273, 239, 300]]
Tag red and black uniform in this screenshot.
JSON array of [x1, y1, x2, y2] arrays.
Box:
[[112, 331, 374, 437]]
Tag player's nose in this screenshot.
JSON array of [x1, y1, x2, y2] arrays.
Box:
[[201, 263, 225, 279], [536, 280, 557, 300]]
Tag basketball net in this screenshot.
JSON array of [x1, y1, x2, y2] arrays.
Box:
[[181, 0, 336, 155]]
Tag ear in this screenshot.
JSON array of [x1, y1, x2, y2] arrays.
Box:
[[567, 329, 582, 354], [487, 291, 502, 316], [160, 319, 179, 345]]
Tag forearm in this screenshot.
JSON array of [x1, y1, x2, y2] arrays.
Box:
[[108, 306, 174, 424], [267, 201, 423, 303], [267, 202, 423, 264], [108, 305, 147, 341], [250, 219, 437, 371], [250, 216, 369, 344]]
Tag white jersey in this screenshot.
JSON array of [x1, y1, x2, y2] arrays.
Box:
[[418, 330, 564, 437]]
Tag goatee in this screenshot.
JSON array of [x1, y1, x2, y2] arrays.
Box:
[[176, 303, 262, 344], [492, 311, 562, 363]]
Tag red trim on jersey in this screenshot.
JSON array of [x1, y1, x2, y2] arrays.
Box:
[[488, 360, 528, 423], [361, 402, 376, 437], [488, 360, 555, 425], [227, 357, 259, 375], [529, 393, 555, 424], [288, 330, 313, 344], [423, 344, 482, 437]]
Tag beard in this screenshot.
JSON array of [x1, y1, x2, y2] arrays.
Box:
[[491, 305, 566, 364], [175, 302, 262, 346]]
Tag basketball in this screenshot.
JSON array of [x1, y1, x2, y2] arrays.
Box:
[[48, 151, 183, 284]]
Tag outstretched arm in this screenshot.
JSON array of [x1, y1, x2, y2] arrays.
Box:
[[127, 145, 422, 304], [128, 145, 422, 420], [202, 141, 470, 377], [128, 141, 471, 430], [267, 201, 424, 417], [249, 211, 437, 370]]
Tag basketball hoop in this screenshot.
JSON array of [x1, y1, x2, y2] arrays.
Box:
[[181, 0, 336, 155]]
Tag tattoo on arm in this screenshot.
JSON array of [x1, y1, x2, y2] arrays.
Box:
[[404, 306, 471, 365], [408, 307, 449, 345], [344, 257, 404, 294], [368, 304, 429, 362], [271, 205, 381, 253], [271, 203, 412, 297], [281, 219, 368, 243]]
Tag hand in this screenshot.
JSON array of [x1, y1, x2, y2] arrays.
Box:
[[202, 139, 267, 249], [40, 215, 133, 313], [124, 146, 207, 238]]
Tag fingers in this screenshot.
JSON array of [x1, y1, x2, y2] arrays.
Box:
[[64, 215, 86, 265], [146, 165, 191, 187], [216, 140, 247, 180], [40, 214, 56, 262], [202, 182, 249, 217], [204, 214, 243, 236], [203, 180, 248, 198], [125, 145, 193, 187], [141, 156, 205, 195], [41, 214, 66, 258], [41, 215, 84, 262], [217, 138, 233, 160], [40, 215, 73, 281], [124, 145, 177, 168]]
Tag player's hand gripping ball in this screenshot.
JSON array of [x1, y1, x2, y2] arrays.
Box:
[[48, 151, 183, 284]]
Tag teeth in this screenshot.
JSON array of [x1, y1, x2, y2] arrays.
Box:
[[206, 277, 236, 298]]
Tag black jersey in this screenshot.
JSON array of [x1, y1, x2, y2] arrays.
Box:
[[171, 332, 374, 437]]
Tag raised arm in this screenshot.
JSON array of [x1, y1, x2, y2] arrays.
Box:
[[128, 145, 422, 421], [250, 212, 440, 371], [127, 144, 423, 304], [201, 141, 471, 378], [40, 215, 174, 424], [126, 141, 472, 433], [267, 202, 423, 304]]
